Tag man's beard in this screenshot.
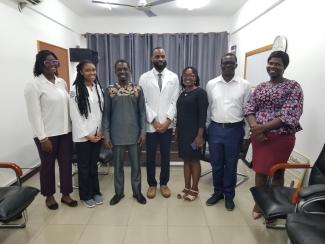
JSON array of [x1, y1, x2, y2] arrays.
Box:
[[153, 60, 167, 72]]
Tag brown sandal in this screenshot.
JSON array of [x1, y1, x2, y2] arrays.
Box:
[[177, 188, 190, 199], [184, 189, 199, 201]]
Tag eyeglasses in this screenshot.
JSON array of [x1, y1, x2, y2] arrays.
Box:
[[44, 60, 60, 66], [183, 74, 195, 78]]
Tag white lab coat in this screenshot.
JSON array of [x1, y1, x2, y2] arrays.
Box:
[[139, 68, 180, 133], [69, 83, 104, 142]]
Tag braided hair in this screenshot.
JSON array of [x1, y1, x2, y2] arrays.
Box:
[[73, 60, 104, 119]]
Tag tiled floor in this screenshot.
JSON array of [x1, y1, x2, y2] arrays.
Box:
[[0, 161, 289, 244]]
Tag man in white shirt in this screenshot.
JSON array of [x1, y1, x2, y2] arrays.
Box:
[[139, 47, 180, 199], [206, 53, 250, 210]]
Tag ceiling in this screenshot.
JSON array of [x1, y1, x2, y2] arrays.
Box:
[[59, 0, 248, 18]]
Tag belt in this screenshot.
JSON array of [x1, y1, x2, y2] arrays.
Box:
[[213, 120, 244, 128]]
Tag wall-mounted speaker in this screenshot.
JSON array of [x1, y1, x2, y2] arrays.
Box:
[[69, 48, 98, 64]]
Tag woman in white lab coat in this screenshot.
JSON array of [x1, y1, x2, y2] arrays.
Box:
[[69, 60, 104, 208]]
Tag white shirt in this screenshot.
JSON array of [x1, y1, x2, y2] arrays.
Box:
[[139, 68, 180, 133], [206, 75, 251, 124], [24, 74, 71, 140], [69, 83, 104, 142]]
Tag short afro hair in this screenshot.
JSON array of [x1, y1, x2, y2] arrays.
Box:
[[268, 51, 289, 69]]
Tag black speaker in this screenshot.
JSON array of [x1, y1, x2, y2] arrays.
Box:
[[69, 48, 98, 64]]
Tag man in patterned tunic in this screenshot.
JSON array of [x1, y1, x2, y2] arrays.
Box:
[[102, 59, 147, 205]]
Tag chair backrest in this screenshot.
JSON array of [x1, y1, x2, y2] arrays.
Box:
[[309, 144, 325, 185]]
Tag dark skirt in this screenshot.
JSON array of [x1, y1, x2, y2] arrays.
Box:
[[251, 132, 295, 175]]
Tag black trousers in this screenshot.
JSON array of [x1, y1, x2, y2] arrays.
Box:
[[146, 128, 173, 187], [75, 141, 102, 201]]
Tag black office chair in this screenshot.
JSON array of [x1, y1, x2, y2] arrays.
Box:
[[0, 162, 39, 228], [250, 143, 325, 228], [70, 143, 113, 189], [286, 184, 325, 244], [200, 142, 250, 186]]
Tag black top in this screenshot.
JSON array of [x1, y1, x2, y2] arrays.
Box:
[[176, 87, 208, 160]]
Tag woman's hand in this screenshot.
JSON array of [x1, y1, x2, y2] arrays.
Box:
[[86, 134, 101, 143], [250, 124, 267, 136], [254, 133, 268, 143], [194, 136, 205, 148], [41, 139, 53, 153]]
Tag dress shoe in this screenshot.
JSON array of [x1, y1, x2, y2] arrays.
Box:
[[109, 194, 125, 206], [206, 193, 224, 206], [61, 198, 78, 207], [133, 193, 147, 204], [147, 186, 157, 199], [225, 200, 235, 211], [46, 197, 58, 210], [160, 185, 171, 198], [46, 202, 58, 210]]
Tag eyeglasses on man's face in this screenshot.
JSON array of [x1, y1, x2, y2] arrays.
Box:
[[44, 60, 60, 66]]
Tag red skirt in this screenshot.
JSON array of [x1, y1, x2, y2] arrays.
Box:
[[251, 133, 295, 175]]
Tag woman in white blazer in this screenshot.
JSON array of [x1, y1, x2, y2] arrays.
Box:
[[69, 60, 104, 208], [25, 50, 77, 210]]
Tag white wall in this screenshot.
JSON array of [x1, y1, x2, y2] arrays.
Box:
[[230, 0, 325, 162], [0, 0, 82, 185], [80, 16, 231, 34]]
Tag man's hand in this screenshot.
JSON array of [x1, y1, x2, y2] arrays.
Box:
[[137, 134, 146, 146], [103, 138, 113, 149], [152, 119, 162, 131], [41, 139, 52, 153], [156, 119, 171, 134]]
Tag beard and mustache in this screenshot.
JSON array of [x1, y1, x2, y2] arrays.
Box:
[[153, 60, 167, 72]]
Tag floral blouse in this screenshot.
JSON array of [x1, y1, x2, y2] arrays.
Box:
[[244, 79, 303, 135]]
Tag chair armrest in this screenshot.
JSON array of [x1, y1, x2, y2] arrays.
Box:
[[0, 162, 23, 177], [267, 163, 310, 176], [299, 184, 325, 198]]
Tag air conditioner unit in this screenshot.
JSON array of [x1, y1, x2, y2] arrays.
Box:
[[17, 0, 43, 12], [19, 0, 43, 5]]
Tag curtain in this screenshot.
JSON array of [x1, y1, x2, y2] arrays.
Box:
[[86, 32, 228, 89]]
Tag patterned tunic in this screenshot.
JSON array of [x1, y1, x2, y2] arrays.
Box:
[[102, 82, 146, 145], [244, 79, 303, 135]]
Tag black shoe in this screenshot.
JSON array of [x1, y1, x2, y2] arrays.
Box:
[[61, 198, 78, 207], [133, 193, 147, 205], [206, 193, 224, 206], [109, 194, 125, 206], [225, 200, 235, 211]]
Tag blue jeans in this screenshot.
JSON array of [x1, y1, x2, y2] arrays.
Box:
[[146, 129, 173, 187], [207, 122, 244, 201]]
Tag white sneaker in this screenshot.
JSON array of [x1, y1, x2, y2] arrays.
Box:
[[83, 199, 96, 208], [93, 194, 103, 205]]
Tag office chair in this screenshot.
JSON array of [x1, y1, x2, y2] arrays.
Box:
[[200, 142, 250, 187], [0, 162, 39, 228], [250, 143, 325, 229], [286, 184, 325, 244], [70, 143, 112, 189]]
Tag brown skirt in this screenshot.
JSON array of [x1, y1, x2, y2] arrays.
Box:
[[251, 133, 295, 175]]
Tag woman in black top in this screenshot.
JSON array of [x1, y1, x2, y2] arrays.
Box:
[[176, 67, 208, 201]]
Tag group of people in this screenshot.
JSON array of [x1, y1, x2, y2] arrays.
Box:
[[24, 47, 303, 218]]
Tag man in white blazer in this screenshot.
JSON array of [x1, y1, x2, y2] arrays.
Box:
[[139, 47, 180, 199]]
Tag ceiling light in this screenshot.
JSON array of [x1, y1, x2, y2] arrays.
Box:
[[176, 0, 210, 10]]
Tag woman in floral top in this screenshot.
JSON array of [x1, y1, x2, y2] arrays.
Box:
[[244, 51, 303, 219]]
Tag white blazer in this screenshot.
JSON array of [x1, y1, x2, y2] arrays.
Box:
[[24, 74, 71, 140], [139, 68, 180, 133], [69, 83, 104, 142]]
